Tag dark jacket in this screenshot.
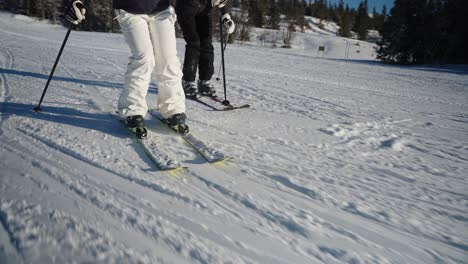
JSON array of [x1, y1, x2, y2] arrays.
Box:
[[113, 0, 170, 14], [175, 0, 227, 17]]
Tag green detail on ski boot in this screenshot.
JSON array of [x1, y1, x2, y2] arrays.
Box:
[[126, 115, 148, 139], [131, 127, 148, 139], [169, 123, 189, 135], [165, 113, 189, 135]]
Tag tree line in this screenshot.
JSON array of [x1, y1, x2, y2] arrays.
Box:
[[376, 0, 468, 64], [0, 0, 385, 37], [230, 0, 386, 40], [1, 0, 466, 64]]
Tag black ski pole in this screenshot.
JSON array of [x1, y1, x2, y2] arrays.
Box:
[[218, 15, 230, 106], [33, 24, 73, 112], [215, 35, 228, 81]]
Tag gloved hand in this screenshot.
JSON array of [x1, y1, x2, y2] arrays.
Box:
[[211, 0, 228, 8], [221, 13, 235, 34], [66, 0, 86, 25]]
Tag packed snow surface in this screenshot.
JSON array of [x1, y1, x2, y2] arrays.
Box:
[[1, 12, 467, 264]]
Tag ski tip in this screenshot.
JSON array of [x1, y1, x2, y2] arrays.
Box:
[[161, 166, 188, 172], [222, 104, 250, 111], [210, 156, 233, 164]]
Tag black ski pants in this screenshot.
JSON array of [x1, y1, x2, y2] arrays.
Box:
[[176, 0, 214, 82]]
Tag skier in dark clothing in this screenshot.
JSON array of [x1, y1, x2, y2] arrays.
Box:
[[176, 0, 235, 98]]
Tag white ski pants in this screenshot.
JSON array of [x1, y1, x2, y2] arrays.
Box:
[[116, 7, 185, 119]]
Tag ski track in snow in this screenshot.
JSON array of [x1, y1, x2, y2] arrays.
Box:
[[1, 11, 468, 264]]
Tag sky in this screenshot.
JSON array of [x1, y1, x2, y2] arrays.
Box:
[[329, 0, 394, 12]]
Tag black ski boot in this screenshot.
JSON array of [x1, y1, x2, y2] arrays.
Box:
[[125, 115, 148, 139], [182, 80, 198, 98], [198, 80, 216, 96], [165, 113, 189, 134]]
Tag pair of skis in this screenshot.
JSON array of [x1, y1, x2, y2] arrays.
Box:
[[111, 95, 248, 172], [110, 110, 231, 172]]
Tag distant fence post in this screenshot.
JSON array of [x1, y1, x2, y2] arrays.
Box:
[[317, 46, 325, 57], [345, 41, 350, 60]]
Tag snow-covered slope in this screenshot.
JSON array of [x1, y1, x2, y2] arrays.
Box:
[[1, 12, 467, 264], [236, 15, 377, 61]]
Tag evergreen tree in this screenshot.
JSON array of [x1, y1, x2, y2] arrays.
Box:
[[79, 0, 114, 32], [377, 0, 412, 63], [313, 0, 328, 23], [267, 0, 280, 30], [247, 0, 268, 27], [374, 5, 387, 33], [376, 0, 468, 64], [336, 0, 345, 20], [353, 0, 370, 40], [370, 7, 377, 29], [277, 0, 288, 11], [294, 0, 306, 32], [443, 0, 468, 63], [338, 4, 353, 38], [304, 0, 312, 16], [329, 3, 340, 24]]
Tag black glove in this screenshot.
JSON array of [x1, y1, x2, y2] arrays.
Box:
[[66, 0, 86, 25]]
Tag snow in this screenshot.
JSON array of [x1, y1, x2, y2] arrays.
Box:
[[1, 11, 468, 264]]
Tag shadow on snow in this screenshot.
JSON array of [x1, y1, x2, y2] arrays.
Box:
[[0, 101, 123, 137], [0, 67, 159, 93]]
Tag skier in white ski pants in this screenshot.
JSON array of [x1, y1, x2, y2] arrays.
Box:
[[115, 6, 185, 119]]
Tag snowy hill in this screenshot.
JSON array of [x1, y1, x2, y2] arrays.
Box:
[[234, 14, 377, 61], [1, 11, 468, 264]]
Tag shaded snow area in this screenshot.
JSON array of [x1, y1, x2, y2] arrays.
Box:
[[1, 11, 468, 264]]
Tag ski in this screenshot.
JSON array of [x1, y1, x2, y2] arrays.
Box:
[[188, 95, 250, 111], [109, 112, 187, 172], [148, 110, 232, 164], [208, 95, 250, 108]]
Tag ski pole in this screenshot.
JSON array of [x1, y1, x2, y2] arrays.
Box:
[[215, 34, 228, 81], [33, 24, 73, 112], [218, 15, 230, 106]]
